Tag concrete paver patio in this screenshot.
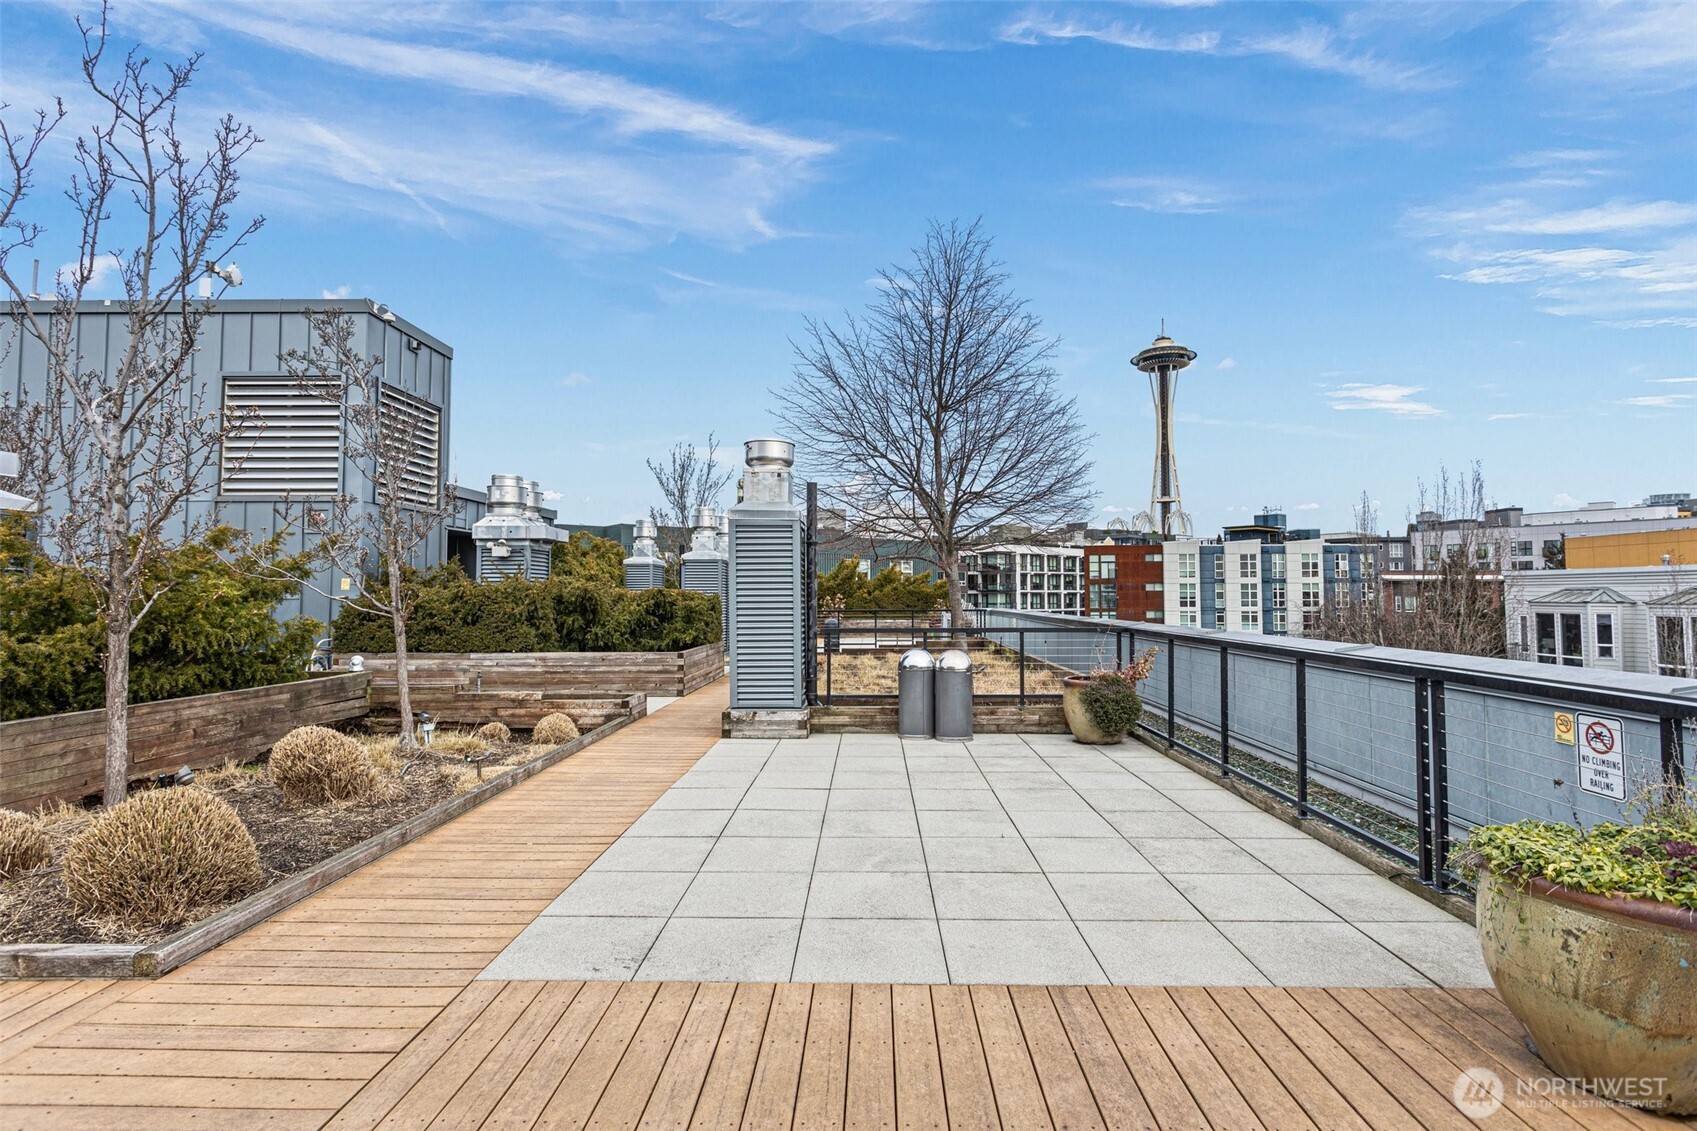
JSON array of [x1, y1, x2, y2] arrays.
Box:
[[482, 731, 1487, 987]]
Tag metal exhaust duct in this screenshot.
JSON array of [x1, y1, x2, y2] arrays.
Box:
[[473, 472, 555, 582], [727, 438, 803, 710], [682, 505, 729, 641], [624, 517, 666, 590]]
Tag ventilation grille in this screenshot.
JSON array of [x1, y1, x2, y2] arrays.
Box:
[[731, 520, 801, 709], [221, 379, 341, 496], [377, 387, 442, 508], [682, 558, 730, 643], [477, 543, 550, 582], [625, 561, 666, 590]]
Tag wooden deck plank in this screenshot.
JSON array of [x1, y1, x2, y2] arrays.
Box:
[[482, 981, 624, 1131], [794, 983, 851, 1131], [372, 980, 543, 1129], [1046, 985, 1154, 1131], [1168, 985, 1316, 1131], [3, 1045, 390, 1080], [1007, 985, 1105, 1131], [846, 984, 896, 1131], [0, 983, 137, 1062], [636, 981, 738, 1131], [889, 985, 946, 1131], [532, 981, 661, 1131], [930, 986, 998, 1131], [426, 981, 583, 1130], [1085, 985, 1207, 1131], [0, 1104, 329, 1129], [585, 981, 701, 1130], [1245, 987, 1422, 1131], [740, 982, 813, 1131], [687, 983, 773, 1131], [1126, 987, 1265, 1131], [1204, 987, 1371, 1131], [968, 984, 1053, 1131]]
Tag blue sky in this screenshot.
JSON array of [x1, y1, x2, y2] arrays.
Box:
[[5, 1, 1694, 533]]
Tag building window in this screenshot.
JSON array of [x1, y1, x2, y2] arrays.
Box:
[[1240, 556, 1258, 580], [1145, 582, 1164, 592], [1087, 557, 1101, 580], [1148, 554, 1162, 563], [220, 378, 343, 497], [1395, 595, 1404, 613], [1180, 610, 1198, 627], [1179, 553, 1197, 579], [1301, 553, 1319, 579], [1560, 612, 1583, 667], [1048, 593, 1061, 610], [897, 559, 914, 575], [1047, 555, 1061, 572], [1214, 609, 1225, 629], [1214, 584, 1225, 606], [1333, 555, 1349, 578], [1271, 609, 1287, 632], [1513, 540, 1533, 557], [1213, 556, 1224, 579], [1241, 607, 1260, 630], [1178, 582, 1198, 610], [1271, 584, 1286, 609], [1049, 573, 1061, 590], [1064, 574, 1078, 591], [1270, 554, 1286, 580], [1405, 595, 1418, 613], [1657, 617, 1690, 677], [1596, 614, 1614, 660], [1240, 582, 1258, 609], [1535, 612, 1556, 663]]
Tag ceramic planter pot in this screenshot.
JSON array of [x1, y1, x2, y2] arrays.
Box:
[[1061, 676, 1123, 745], [1476, 868, 1697, 1115]]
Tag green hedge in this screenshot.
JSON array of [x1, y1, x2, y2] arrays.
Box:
[[331, 567, 722, 654], [0, 522, 320, 722], [818, 557, 948, 612]]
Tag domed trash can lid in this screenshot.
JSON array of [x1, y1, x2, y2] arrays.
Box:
[[936, 649, 973, 671], [899, 648, 936, 669]]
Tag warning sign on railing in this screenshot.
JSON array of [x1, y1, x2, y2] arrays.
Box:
[[1574, 712, 1625, 800]]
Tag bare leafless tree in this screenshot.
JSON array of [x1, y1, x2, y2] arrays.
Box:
[[646, 433, 733, 564], [0, 12, 262, 803], [774, 218, 1094, 625], [266, 309, 456, 751]]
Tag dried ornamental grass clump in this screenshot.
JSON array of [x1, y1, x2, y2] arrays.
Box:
[[62, 789, 262, 928], [532, 712, 580, 746], [269, 725, 380, 804], [473, 721, 512, 744], [428, 732, 490, 758], [0, 809, 53, 879]]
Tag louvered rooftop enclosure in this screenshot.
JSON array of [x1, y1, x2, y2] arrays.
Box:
[[727, 440, 805, 712], [682, 506, 730, 642]]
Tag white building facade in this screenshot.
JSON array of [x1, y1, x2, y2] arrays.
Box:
[[1506, 565, 1697, 677], [961, 545, 1085, 613]]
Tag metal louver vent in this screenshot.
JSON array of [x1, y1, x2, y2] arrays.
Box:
[[377, 387, 441, 508], [221, 378, 341, 496], [729, 519, 801, 709]]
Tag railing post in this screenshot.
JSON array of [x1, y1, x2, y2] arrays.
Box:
[[1019, 629, 1026, 709], [1415, 676, 1435, 887], [1166, 641, 1176, 749], [1218, 644, 1231, 778], [1662, 716, 1688, 792], [825, 648, 833, 707], [1431, 679, 1450, 892], [1121, 630, 1129, 672], [1295, 657, 1309, 819]]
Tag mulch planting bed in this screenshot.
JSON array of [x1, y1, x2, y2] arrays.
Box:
[[1, 737, 542, 946]]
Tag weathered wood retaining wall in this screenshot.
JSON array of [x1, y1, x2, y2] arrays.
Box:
[[358, 643, 723, 725], [809, 700, 1067, 734], [0, 673, 371, 811]]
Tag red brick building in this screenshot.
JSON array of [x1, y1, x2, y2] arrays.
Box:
[[1083, 543, 1167, 622]]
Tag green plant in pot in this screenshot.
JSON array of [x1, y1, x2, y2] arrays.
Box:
[[1453, 788, 1696, 1115], [1061, 647, 1158, 745]]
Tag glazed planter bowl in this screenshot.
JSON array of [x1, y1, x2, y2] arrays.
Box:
[[1061, 676, 1123, 745], [1476, 867, 1697, 1114]]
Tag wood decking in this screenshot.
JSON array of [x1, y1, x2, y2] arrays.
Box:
[[2, 685, 1688, 1129]]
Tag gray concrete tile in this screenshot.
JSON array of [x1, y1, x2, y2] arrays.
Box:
[[1288, 874, 1460, 922], [826, 789, 915, 811], [765, 754, 838, 772], [832, 770, 911, 789], [917, 810, 1019, 838], [541, 871, 697, 918], [1048, 873, 1200, 921], [624, 809, 733, 838], [805, 871, 936, 918], [1078, 921, 1268, 985], [921, 837, 1040, 873], [1217, 922, 1433, 987], [1195, 809, 1307, 840], [906, 755, 977, 772], [822, 809, 921, 837], [938, 920, 1107, 984], [1357, 921, 1494, 988], [1080, 790, 1179, 813], [981, 771, 1067, 789], [792, 919, 949, 983], [1009, 809, 1119, 838], [908, 771, 988, 791], [691, 755, 770, 772], [711, 739, 780, 754], [675, 769, 760, 790], [931, 873, 1068, 920], [1025, 837, 1153, 874], [995, 790, 1094, 813], [673, 870, 813, 918], [588, 837, 718, 872], [1167, 874, 1340, 922], [480, 916, 664, 980], [722, 809, 825, 837], [649, 788, 748, 811], [1158, 788, 1261, 813], [741, 788, 829, 812], [1130, 838, 1272, 874], [1104, 810, 1220, 839], [1233, 837, 1374, 874], [634, 917, 802, 982], [912, 789, 1001, 811], [1056, 772, 1143, 792], [814, 837, 928, 872], [753, 770, 834, 790], [701, 836, 818, 872]]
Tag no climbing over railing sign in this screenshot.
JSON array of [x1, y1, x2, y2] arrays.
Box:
[[1575, 712, 1626, 800]]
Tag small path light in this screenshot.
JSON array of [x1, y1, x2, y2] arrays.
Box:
[[418, 712, 436, 747]]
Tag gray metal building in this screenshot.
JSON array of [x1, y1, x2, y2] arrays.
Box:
[[2, 299, 452, 628]]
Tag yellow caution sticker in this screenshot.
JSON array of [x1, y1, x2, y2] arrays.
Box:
[[1554, 711, 1575, 746]]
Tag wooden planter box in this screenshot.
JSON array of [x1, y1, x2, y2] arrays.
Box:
[[0, 673, 370, 812]]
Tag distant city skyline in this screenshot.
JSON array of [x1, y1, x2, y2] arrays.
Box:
[[5, 1, 1692, 534]]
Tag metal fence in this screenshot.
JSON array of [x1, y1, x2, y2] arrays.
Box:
[[975, 609, 1696, 891], [814, 615, 1104, 706]]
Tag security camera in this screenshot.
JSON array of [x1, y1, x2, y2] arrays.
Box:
[[204, 261, 242, 287]]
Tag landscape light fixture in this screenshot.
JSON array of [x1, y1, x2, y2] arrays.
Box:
[[154, 765, 195, 789], [371, 301, 398, 324], [204, 260, 243, 287], [348, 655, 366, 672]]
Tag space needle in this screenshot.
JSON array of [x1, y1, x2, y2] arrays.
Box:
[[1132, 326, 1198, 539]]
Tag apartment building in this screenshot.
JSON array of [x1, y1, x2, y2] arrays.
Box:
[[1160, 537, 1368, 635], [1082, 542, 1166, 622], [1506, 565, 1697, 677], [960, 545, 1084, 613]]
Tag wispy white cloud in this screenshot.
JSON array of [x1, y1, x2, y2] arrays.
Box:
[[1651, 376, 1697, 384], [1000, 13, 1219, 54], [560, 372, 593, 387], [1324, 384, 1442, 416], [1543, 2, 1697, 91], [1487, 412, 1536, 421], [1620, 394, 1693, 408], [1295, 502, 1320, 511], [1099, 175, 1228, 215], [1410, 198, 1697, 236], [1216, 357, 1236, 369], [655, 267, 831, 312], [320, 284, 353, 300]]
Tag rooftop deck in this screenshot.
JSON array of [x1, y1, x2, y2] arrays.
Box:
[[1, 684, 1687, 1128]]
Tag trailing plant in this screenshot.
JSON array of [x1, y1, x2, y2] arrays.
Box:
[[1454, 790, 1697, 910]]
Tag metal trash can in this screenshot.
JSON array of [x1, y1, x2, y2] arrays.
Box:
[[823, 617, 842, 654], [934, 648, 974, 740], [897, 649, 936, 738]]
